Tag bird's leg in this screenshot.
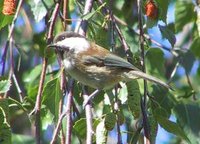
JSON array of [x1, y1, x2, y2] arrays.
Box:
[[83, 89, 101, 108]]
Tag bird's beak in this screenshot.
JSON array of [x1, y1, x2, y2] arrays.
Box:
[[47, 43, 57, 48]]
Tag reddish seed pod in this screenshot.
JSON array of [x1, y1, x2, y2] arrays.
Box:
[[2, 0, 16, 15], [145, 0, 158, 19]]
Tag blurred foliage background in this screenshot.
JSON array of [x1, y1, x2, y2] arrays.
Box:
[[1, 0, 200, 143]]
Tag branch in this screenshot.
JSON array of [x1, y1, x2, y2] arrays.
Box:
[[33, 2, 61, 144], [137, 0, 150, 143]]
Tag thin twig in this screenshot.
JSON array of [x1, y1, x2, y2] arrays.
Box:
[[50, 111, 67, 144], [62, 0, 68, 30], [12, 74, 23, 102], [78, 0, 94, 35], [137, 0, 150, 143], [65, 79, 74, 144], [33, 2, 61, 144], [83, 87, 94, 144], [186, 73, 196, 100]]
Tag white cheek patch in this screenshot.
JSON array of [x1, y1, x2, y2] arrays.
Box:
[[57, 37, 90, 53]]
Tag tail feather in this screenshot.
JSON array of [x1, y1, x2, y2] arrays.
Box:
[[124, 70, 172, 90]]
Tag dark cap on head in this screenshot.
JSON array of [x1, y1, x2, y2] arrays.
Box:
[[54, 31, 85, 43]]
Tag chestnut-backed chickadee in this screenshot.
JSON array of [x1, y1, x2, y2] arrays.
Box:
[[48, 32, 171, 90]]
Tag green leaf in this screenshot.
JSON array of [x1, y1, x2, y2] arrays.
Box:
[[73, 118, 87, 139], [42, 77, 61, 120], [104, 112, 116, 131], [175, 0, 196, 33], [148, 115, 158, 144], [28, 0, 53, 22], [196, 10, 200, 37], [81, 2, 106, 20], [127, 80, 141, 118], [159, 24, 176, 47], [155, 113, 190, 143], [173, 101, 200, 143], [73, 118, 100, 139], [0, 80, 11, 94], [191, 37, 200, 58], [146, 48, 165, 78], [0, 99, 11, 144], [156, 0, 170, 23], [179, 51, 195, 73], [12, 134, 35, 144], [151, 86, 175, 116]]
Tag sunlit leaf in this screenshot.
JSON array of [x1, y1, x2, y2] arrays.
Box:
[[0, 80, 11, 94], [42, 77, 61, 120]]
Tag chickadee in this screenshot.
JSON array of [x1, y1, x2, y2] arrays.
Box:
[[48, 32, 171, 90]]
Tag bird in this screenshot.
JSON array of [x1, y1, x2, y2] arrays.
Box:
[[48, 31, 171, 91]]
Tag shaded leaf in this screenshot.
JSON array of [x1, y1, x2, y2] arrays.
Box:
[[179, 51, 195, 73], [156, 0, 170, 23], [104, 112, 116, 131], [173, 101, 200, 143], [159, 24, 176, 47], [146, 48, 165, 78], [175, 0, 196, 33], [148, 115, 158, 144], [155, 113, 190, 143], [191, 37, 200, 59], [127, 80, 141, 118]]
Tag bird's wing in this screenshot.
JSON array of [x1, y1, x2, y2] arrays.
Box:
[[104, 54, 140, 70]]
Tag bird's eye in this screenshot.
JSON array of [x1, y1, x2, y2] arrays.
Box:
[[61, 36, 65, 40]]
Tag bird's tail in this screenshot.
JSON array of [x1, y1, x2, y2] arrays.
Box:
[[123, 70, 172, 90]]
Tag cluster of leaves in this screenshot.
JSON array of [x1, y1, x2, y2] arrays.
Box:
[[0, 0, 200, 143]]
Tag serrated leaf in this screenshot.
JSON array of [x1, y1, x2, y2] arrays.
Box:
[[0, 80, 11, 94], [127, 80, 141, 118], [190, 37, 200, 58], [159, 24, 176, 47], [155, 113, 190, 143], [96, 120, 108, 144], [42, 77, 61, 120], [104, 113, 116, 131], [148, 115, 158, 144], [117, 110, 125, 125], [175, 0, 196, 33]]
